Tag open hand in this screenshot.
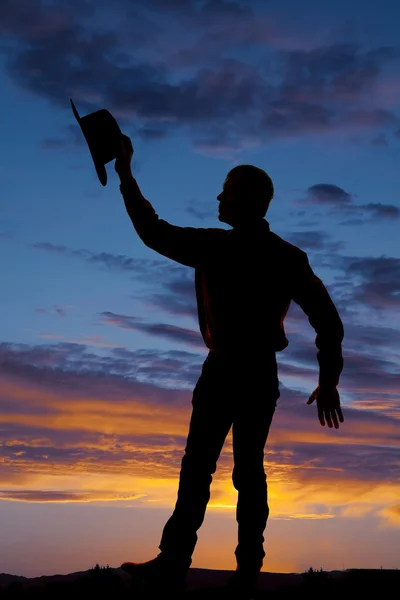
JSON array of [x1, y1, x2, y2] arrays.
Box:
[[307, 386, 344, 429], [115, 134, 134, 178]]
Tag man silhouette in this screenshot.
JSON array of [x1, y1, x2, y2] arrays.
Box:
[[116, 135, 344, 596]]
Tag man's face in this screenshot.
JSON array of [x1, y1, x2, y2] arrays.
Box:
[[217, 174, 243, 226]]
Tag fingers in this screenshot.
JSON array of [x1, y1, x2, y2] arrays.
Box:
[[121, 134, 133, 153], [324, 410, 333, 428], [330, 410, 338, 429], [324, 410, 333, 429], [309, 388, 344, 429], [116, 137, 125, 159], [307, 389, 317, 405], [322, 409, 343, 429]]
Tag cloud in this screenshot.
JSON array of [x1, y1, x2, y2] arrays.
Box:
[[339, 321, 400, 351], [0, 0, 87, 38], [136, 127, 168, 141], [266, 440, 400, 484], [36, 334, 123, 349], [281, 334, 400, 401], [1, 2, 400, 156], [40, 137, 70, 150], [143, 278, 197, 319], [29, 238, 400, 373], [281, 246, 400, 320], [100, 311, 203, 348], [31, 242, 168, 276], [381, 504, 400, 526], [0, 340, 203, 392], [32, 240, 198, 319], [299, 183, 400, 223], [284, 230, 344, 253], [35, 305, 71, 318], [371, 133, 388, 146], [186, 202, 218, 221], [0, 489, 145, 503], [343, 255, 400, 311], [40, 123, 87, 151], [0, 339, 399, 521], [362, 203, 400, 219], [306, 184, 353, 206]]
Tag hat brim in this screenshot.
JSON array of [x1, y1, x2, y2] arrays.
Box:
[[70, 98, 107, 186]]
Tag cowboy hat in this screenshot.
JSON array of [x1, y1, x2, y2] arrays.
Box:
[[70, 98, 123, 186]]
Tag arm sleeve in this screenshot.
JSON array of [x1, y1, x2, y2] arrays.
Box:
[[291, 250, 344, 387], [120, 177, 221, 268]]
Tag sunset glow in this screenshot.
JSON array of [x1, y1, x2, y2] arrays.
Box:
[[1, 0, 400, 579]]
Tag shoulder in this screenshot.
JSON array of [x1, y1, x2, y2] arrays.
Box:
[[189, 226, 228, 235], [180, 225, 229, 241], [197, 226, 230, 242], [208, 227, 230, 236], [268, 231, 308, 263], [191, 227, 229, 260]]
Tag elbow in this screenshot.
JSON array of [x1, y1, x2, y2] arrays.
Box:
[[314, 316, 344, 347], [129, 219, 157, 248]]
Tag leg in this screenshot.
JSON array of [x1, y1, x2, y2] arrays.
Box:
[[232, 369, 279, 569], [159, 355, 233, 566]]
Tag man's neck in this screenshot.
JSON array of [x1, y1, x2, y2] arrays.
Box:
[[232, 217, 267, 230]]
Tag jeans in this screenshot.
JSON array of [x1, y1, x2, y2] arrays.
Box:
[[159, 348, 280, 570]]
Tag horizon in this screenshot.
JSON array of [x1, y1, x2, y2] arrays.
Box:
[[1, 0, 399, 579], [2, 564, 399, 579], [2, 564, 399, 600]]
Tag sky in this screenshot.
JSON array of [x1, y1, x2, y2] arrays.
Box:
[[0, 0, 400, 578]]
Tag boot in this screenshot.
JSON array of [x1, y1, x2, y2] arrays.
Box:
[[120, 552, 189, 594], [225, 564, 261, 598]]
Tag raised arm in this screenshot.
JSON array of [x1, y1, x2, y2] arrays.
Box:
[[116, 135, 223, 268]]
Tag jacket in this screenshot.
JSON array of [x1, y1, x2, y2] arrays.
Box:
[[120, 177, 344, 387]]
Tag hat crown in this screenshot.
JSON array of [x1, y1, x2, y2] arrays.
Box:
[[71, 99, 123, 186]]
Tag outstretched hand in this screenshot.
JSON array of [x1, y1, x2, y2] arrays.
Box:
[[115, 134, 134, 179], [307, 386, 344, 429]]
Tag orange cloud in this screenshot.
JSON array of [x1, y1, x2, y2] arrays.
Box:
[[1, 344, 399, 536]]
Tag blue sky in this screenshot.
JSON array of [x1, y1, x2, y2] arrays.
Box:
[[0, 0, 399, 577]]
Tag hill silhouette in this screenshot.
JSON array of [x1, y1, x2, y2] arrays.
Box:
[[0, 564, 399, 598]]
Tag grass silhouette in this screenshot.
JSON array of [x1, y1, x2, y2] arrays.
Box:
[[0, 564, 399, 599]]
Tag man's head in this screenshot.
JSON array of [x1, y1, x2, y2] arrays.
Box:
[[217, 164, 274, 227]]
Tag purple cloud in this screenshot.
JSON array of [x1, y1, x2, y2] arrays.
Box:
[[35, 305, 69, 318], [0, 490, 142, 502], [0, 339, 399, 493], [186, 202, 217, 221], [267, 442, 400, 484], [0, 341, 202, 395], [344, 256, 400, 311], [100, 311, 203, 348], [300, 184, 400, 222], [363, 203, 400, 219], [143, 278, 197, 319], [40, 137, 69, 150], [371, 133, 388, 146], [32, 241, 198, 319], [1, 1, 399, 154], [306, 184, 353, 206], [31, 242, 167, 275], [284, 230, 344, 253]]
